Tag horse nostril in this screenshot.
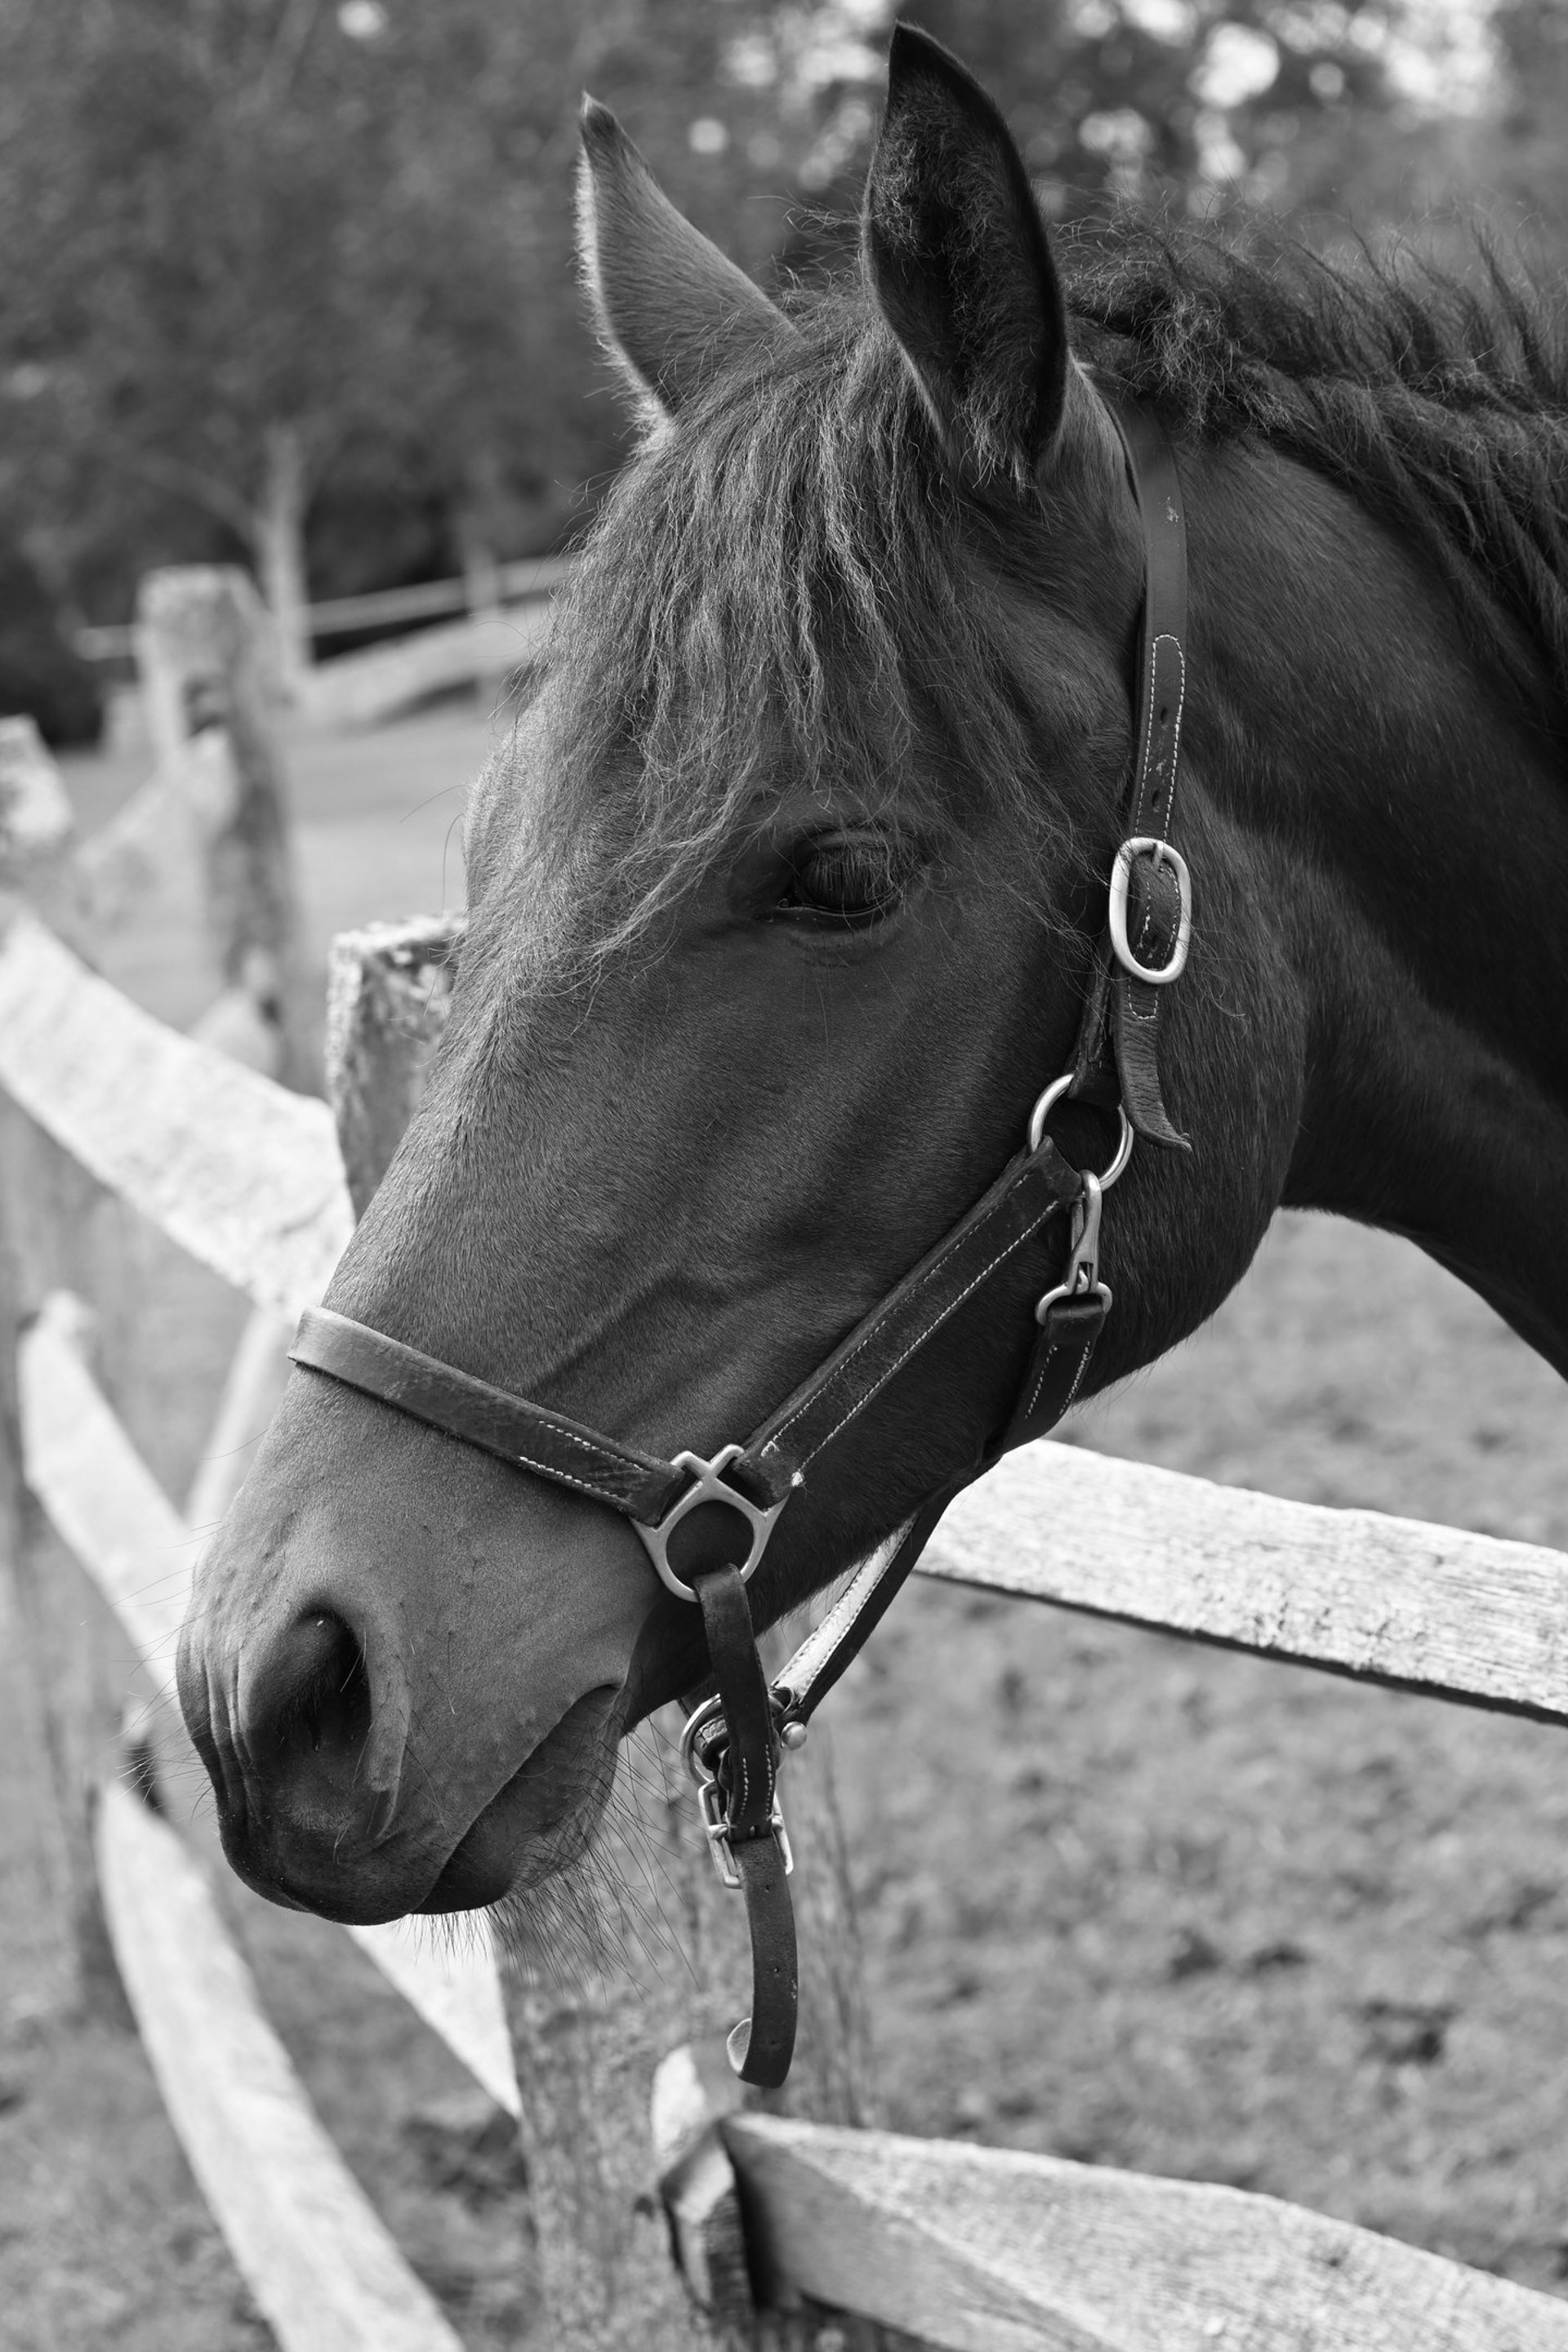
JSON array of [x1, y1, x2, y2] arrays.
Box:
[[263, 1610, 371, 1771]]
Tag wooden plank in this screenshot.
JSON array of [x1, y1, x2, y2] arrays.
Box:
[[75, 556, 572, 662], [651, 2045, 755, 2324], [19, 1292, 199, 1684], [924, 1441, 1568, 1721], [724, 2114, 1568, 2352], [16, 1291, 522, 2122], [301, 604, 551, 732], [96, 1778, 466, 2352], [0, 905, 350, 1317]]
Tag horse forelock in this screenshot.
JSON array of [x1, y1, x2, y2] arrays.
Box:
[[474, 287, 1107, 988]]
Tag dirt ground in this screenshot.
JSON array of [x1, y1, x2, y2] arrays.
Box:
[[3, 697, 1568, 2345]]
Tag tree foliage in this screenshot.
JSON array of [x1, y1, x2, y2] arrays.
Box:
[[0, 0, 1556, 629]]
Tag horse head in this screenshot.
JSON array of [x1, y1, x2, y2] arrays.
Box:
[[182, 26, 1562, 1936]]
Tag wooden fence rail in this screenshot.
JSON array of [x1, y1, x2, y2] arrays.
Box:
[[0, 904, 350, 1318], [74, 552, 577, 662], [930, 1441, 1568, 1723], [98, 1780, 467, 2352], [709, 2104, 1568, 2352]]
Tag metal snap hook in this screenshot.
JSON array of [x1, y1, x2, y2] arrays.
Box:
[[1034, 1171, 1113, 1324]]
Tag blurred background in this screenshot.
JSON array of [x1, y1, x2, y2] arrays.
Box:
[[0, 0, 1563, 742]]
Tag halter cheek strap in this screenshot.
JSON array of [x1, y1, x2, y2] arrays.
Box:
[[289, 391, 1194, 2091], [1071, 392, 1192, 1151]]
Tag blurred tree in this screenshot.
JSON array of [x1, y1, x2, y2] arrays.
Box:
[[1472, 0, 1568, 222], [0, 0, 879, 653], [793, 0, 1489, 226], [0, 0, 1517, 651]]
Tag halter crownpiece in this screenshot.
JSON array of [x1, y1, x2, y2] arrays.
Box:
[[289, 389, 1195, 2091]]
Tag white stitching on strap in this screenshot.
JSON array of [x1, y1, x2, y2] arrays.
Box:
[[762, 1185, 1062, 1467], [780, 1212, 1056, 1479], [506, 1447, 624, 1505], [1142, 633, 1186, 821]]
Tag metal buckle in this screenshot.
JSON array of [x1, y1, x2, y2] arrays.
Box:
[[633, 1444, 787, 1602], [1034, 1170, 1112, 1324], [1107, 835, 1192, 985], [679, 1695, 794, 1891]]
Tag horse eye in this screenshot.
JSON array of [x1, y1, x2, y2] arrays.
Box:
[[775, 835, 913, 928]]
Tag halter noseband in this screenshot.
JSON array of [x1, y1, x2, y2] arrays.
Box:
[[290, 389, 1192, 2090]]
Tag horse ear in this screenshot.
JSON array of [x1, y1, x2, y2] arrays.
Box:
[[862, 24, 1070, 483], [577, 98, 792, 422]]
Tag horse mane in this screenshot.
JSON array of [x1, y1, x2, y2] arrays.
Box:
[[1067, 224, 1568, 734], [504, 220, 1568, 980]]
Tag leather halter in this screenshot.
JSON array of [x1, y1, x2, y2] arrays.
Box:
[[290, 388, 1193, 2090]]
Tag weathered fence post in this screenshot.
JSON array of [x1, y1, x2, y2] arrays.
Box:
[[326, 916, 888, 2350], [136, 566, 310, 1085]]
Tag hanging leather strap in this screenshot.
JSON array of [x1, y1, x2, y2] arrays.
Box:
[[692, 1565, 797, 2086]]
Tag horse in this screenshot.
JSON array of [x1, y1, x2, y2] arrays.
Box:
[[177, 26, 1568, 1989]]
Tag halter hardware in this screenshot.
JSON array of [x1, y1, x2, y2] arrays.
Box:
[[1035, 1170, 1109, 1323], [288, 386, 1196, 2093], [632, 1445, 787, 1601], [680, 1692, 795, 1887], [1026, 1071, 1134, 1178], [1108, 835, 1193, 986]]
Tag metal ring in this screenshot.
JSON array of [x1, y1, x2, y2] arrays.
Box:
[[1107, 836, 1192, 986], [1026, 1073, 1134, 1189], [632, 1445, 787, 1602]]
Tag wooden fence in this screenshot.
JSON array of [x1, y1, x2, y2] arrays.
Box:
[[82, 553, 571, 742], [6, 710, 1568, 2347]]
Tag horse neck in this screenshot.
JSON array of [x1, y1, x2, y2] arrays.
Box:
[[1187, 437, 1568, 1377]]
